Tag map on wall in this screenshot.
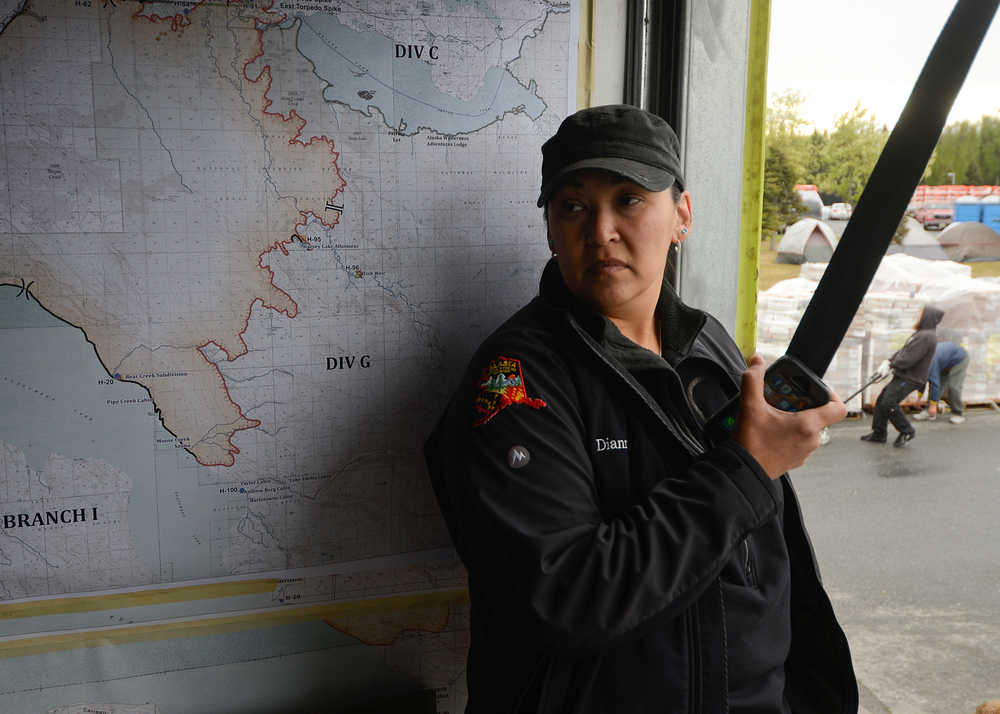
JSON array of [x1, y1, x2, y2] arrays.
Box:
[[0, 0, 576, 710]]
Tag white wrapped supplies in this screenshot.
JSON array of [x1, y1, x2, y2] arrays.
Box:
[[754, 270, 865, 412], [799, 253, 970, 292], [757, 254, 1000, 410]]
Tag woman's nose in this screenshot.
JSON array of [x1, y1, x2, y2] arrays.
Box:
[[586, 207, 618, 244]]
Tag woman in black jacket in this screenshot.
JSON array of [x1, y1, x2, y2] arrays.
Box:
[[425, 105, 857, 712], [861, 305, 943, 447]]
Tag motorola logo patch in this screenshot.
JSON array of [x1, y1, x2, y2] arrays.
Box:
[[507, 445, 531, 469]]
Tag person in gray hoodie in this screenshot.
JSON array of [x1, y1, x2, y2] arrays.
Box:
[[861, 305, 944, 447]]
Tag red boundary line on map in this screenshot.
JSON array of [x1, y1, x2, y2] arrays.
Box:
[[130, 1, 348, 466], [132, 1, 204, 32]]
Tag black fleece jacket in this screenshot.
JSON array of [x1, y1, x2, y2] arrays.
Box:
[[424, 261, 857, 713]]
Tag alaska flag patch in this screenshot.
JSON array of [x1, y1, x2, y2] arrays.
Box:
[[473, 356, 547, 427]]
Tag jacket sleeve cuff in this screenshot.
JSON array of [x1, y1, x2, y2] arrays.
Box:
[[704, 440, 782, 518]]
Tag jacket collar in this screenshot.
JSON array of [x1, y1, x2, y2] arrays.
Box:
[[538, 257, 707, 357]]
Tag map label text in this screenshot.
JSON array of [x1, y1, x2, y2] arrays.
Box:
[[395, 44, 439, 60], [327, 355, 371, 370], [2, 507, 99, 529]]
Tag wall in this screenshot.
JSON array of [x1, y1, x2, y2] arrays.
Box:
[[679, 0, 754, 333]]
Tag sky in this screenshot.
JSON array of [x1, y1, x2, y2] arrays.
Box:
[[767, 0, 1000, 132]]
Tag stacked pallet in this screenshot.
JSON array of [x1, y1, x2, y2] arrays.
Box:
[[916, 274, 1000, 405], [757, 254, 1000, 410], [756, 277, 866, 412]]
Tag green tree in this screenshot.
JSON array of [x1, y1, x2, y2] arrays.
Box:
[[762, 90, 812, 243], [804, 130, 830, 186], [765, 90, 810, 180], [766, 89, 809, 137], [924, 116, 1000, 185], [976, 115, 1000, 185], [815, 103, 888, 202], [761, 144, 804, 240], [927, 119, 979, 184]]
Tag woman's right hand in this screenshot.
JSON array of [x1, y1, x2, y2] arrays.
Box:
[[734, 355, 847, 480]]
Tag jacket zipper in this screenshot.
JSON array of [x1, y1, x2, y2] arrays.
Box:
[[568, 317, 706, 456], [743, 538, 757, 587]]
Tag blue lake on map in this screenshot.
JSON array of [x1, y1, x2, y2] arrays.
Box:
[[291, 12, 545, 134], [0, 286, 228, 588]]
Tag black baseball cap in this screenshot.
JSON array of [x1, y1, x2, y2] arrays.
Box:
[[536, 104, 684, 207]]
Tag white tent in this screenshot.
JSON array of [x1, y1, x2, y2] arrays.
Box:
[[776, 218, 838, 264], [937, 221, 1000, 262]]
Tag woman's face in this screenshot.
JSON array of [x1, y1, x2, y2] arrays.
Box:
[[546, 169, 692, 322]]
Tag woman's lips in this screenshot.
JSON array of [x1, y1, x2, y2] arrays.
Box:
[[592, 258, 628, 273]]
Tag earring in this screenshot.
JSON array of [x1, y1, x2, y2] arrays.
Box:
[[680, 227, 688, 235]]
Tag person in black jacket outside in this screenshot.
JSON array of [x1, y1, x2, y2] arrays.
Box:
[[860, 305, 943, 447], [424, 105, 858, 712]]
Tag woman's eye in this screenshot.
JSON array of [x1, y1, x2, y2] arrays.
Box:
[[620, 195, 642, 207], [561, 201, 585, 213]]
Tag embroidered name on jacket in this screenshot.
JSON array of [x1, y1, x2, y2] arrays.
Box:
[[473, 356, 547, 426], [594, 437, 628, 452]]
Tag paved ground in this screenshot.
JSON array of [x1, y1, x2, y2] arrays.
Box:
[[793, 406, 1000, 713]]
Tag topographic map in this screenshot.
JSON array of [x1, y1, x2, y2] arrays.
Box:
[[0, 0, 576, 710]]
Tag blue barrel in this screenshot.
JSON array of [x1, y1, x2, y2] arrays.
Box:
[[954, 198, 982, 222], [984, 202, 1000, 236]]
